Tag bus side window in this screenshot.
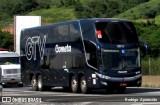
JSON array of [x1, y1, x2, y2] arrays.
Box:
[[57, 25, 69, 42], [70, 23, 80, 42], [84, 41, 97, 68]]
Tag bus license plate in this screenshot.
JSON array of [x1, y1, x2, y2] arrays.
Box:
[[10, 79, 16, 83], [120, 83, 127, 86]]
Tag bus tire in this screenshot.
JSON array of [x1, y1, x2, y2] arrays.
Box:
[[38, 75, 52, 91], [31, 76, 38, 91], [71, 76, 78, 93], [37, 75, 44, 91], [80, 76, 88, 94]]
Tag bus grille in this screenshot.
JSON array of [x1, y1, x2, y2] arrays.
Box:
[[5, 69, 18, 74], [6, 75, 19, 78]]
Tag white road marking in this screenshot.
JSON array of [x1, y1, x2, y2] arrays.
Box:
[[131, 103, 160, 105]]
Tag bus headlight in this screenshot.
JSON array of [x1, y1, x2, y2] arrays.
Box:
[[95, 72, 111, 79]]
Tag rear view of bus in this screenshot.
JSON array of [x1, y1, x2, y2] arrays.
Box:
[[82, 19, 143, 93]]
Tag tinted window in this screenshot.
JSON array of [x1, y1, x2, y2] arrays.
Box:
[[70, 23, 80, 42], [47, 26, 58, 43], [95, 22, 138, 44], [58, 25, 69, 42]]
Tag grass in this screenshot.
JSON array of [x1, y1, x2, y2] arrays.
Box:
[[115, 0, 160, 20], [27, 6, 77, 24], [155, 15, 160, 25], [141, 57, 160, 75], [142, 75, 160, 87]]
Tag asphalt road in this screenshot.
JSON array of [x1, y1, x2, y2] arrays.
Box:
[[1, 86, 160, 105]]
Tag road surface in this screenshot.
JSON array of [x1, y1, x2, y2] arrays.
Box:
[[0, 86, 160, 105]]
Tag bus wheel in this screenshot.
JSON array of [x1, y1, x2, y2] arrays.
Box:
[[38, 75, 43, 91], [31, 76, 38, 91], [116, 87, 126, 94], [71, 76, 78, 93], [80, 76, 88, 94]]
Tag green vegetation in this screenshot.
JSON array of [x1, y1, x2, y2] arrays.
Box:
[[0, 29, 13, 50], [74, 0, 148, 18], [27, 6, 76, 24], [155, 15, 160, 24], [0, 0, 160, 75], [0, 0, 51, 20], [115, 0, 160, 20], [142, 57, 160, 75]]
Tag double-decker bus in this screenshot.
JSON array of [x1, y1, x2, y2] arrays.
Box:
[[20, 18, 147, 93]]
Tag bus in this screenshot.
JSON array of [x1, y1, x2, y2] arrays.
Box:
[[0, 51, 23, 87], [20, 18, 147, 93]]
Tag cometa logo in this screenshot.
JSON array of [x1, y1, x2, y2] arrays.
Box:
[[55, 44, 71, 53]]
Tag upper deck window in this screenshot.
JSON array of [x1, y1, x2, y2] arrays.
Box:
[[95, 21, 138, 44]]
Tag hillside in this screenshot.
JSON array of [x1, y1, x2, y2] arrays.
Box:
[[115, 0, 160, 24], [26, 0, 160, 24], [27, 6, 77, 24]]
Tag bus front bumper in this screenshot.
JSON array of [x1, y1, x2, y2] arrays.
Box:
[[98, 74, 142, 87], [1, 78, 22, 85]]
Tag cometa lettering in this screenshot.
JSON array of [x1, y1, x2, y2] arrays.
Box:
[[55, 44, 71, 53]]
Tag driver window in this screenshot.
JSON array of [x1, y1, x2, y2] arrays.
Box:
[[84, 41, 97, 68]]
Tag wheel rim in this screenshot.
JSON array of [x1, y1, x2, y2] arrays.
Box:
[[32, 78, 37, 88], [81, 79, 86, 90], [81, 78, 86, 92], [72, 79, 77, 92]]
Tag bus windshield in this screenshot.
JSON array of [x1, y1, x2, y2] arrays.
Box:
[[0, 57, 19, 65], [95, 21, 138, 44], [101, 49, 140, 70]]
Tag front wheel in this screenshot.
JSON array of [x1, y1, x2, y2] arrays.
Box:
[[80, 76, 89, 94], [31, 76, 38, 91]]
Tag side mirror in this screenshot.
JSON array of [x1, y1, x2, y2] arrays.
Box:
[[139, 40, 148, 56]]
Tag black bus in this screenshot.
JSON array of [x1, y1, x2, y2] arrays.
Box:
[[20, 18, 147, 93]]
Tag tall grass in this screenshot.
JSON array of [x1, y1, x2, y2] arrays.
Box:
[[141, 56, 160, 75]]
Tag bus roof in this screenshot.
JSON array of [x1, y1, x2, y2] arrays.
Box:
[[21, 18, 132, 32], [79, 18, 132, 23]]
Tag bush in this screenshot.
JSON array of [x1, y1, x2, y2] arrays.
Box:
[[135, 22, 160, 57], [142, 8, 158, 18], [0, 29, 14, 50], [142, 57, 160, 75], [74, 0, 120, 18]]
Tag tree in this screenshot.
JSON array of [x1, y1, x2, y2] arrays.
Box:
[[54, 0, 79, 7], [0, 29, 14, 50], [135, 22, 160, 57], [0, 0, 51, 21], [74, 0, 120, 18]]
